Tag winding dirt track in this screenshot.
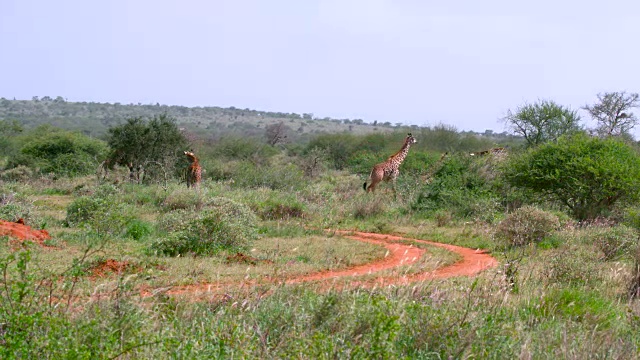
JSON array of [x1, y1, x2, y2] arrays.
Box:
[[158, 230, 498, 298], [0, 220, 498, 298]]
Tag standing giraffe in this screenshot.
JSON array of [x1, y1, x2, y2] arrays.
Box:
[[184, 150, 202, 189], [363, 133, 417, 193]]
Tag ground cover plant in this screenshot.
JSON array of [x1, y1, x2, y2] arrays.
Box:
[[0, 119, 640, 358]]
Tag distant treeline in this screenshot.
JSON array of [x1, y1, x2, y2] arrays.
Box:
[[0, 97, 514, 143]]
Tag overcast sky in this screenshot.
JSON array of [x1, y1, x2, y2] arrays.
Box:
[[2, 0, 640, 135]]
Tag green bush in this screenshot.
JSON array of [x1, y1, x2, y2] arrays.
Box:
[[305, 133, 359, 170], [254, 196, 306, 220], [495, 206, 560, 247], [66, 196, 102, 226], [150, 197, 258, 256], [65, 186, 134, 236], [412, 154, 501, 220], [503, 133, 640, 220], [125, 219, 153, 241], [9, 125, 108, 177]]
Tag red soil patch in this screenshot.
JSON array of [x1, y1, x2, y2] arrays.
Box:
[[150, 230, 498, 299], [88, 259, 139, 278], [0, 219, 51, 246]]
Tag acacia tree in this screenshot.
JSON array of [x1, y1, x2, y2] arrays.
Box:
[[106, 114, 187, 182], [503, 133, 640, 220], [265, 121, 290, 146], [583, 91, 640, 137], [503, 100, 582, 147]]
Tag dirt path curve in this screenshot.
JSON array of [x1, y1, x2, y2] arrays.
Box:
[[0, 220, 498, 298], [160, 230, 498, 298]]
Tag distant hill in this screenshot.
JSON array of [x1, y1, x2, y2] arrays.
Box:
[[0, 97, 511, 143]]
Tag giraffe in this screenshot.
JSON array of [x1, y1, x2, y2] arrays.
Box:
[[363, 133, 417, 193], [184, 150, 202, 189]]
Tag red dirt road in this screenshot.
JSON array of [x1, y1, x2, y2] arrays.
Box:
[[0, 219, 498, 298], [161, 230, 498, 298]]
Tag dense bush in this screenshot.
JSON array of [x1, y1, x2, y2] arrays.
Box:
[[503, 133, 640, 220], [65, 185, 134, 236], [150, 197, 258, 256], [106, 114, 188, 184], [305, 133, 359, 170], [495, 206, 560, 247], [7, 125, 108, 177], [412, 154, 501, 220]]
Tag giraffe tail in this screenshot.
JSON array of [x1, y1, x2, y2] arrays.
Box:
[[363, 182, 368, 191]]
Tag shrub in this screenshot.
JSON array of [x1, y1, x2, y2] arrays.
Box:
[[544, 245, 601, 286], [495, 206, 560, 247], [150, 197, 258, 256], [585, 225, 638, 261], [65, 186, 134, 236], [412, 154, 501, 220], [0, 165, 34, 182], [503, 133, 640, 220], [305, 133, 359, 170], [125, 219, 153, 241], [9, 125, 108, 177], [66, 197, 102, 226], [255, 197, 305, 220]]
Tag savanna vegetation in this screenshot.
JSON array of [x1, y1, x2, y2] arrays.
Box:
[[1, 93, 640, 358]]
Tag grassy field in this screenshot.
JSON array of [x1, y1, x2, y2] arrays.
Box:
[[0, 166, 639, 359]]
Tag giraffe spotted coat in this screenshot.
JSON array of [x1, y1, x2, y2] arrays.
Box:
[[364, 133, 416, 193], [184, 150, 202, 188]]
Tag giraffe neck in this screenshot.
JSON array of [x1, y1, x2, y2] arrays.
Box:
[[187, 155, 199, 165], [389, 140, 412, 165]]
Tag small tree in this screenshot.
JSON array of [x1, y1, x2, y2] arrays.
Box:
[[583, 91, 640, 137], [265, 121, 290, 146], [106, 114, 187, 182], [503, 133, 640, 220], [503, 100, 582, 147]]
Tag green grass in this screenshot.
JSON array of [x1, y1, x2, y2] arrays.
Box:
[[0, 172, 639, 358]]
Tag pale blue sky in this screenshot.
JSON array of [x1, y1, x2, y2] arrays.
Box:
[[2, 0, 639, 134]]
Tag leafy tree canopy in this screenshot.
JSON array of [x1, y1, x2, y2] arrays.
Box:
[[503, 100, 582, 147], [106, 114, 188, 181], [583, 91, 640, 138], [503, 133, 640, 220]]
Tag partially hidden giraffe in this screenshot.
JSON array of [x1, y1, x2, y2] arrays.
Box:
[[184, 150, 202, 189], [363, 133, 417, 193], [421, 152, 448, 184]]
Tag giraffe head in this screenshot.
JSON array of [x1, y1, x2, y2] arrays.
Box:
[[184, 150, 198, 162], [406, 133, 417, 145]]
